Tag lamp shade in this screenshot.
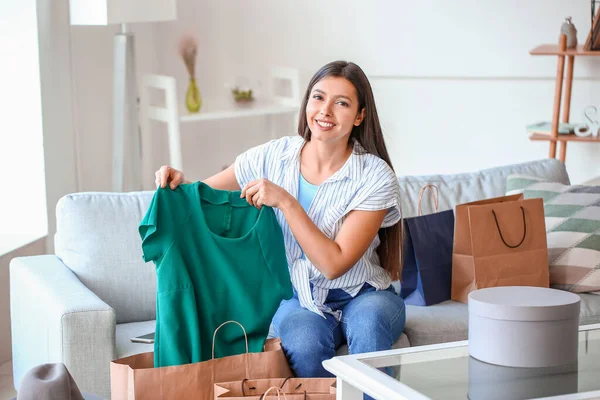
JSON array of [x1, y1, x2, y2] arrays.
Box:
[[69, 0, 177, 25]]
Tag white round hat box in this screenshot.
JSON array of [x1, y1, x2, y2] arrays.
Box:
[[468, 286, 580, 368]]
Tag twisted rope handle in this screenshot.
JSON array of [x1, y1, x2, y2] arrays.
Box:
[[260, 387, 288, 400], [417, 184, 439, 216], [492, 206, 527, 249], [212, 320, 248, 360]]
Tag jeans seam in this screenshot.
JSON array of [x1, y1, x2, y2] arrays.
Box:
[[389, 301, 406, 327], [330, 321, 339, 352], [329, 320, 340, 333], [344, 319, 353, 352]]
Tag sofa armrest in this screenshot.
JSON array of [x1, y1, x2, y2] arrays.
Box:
[[10, 255, 116, 398]]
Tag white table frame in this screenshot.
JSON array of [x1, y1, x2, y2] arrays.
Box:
[[322, 323, 600, 400]]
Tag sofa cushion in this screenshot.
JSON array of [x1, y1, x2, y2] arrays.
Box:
[[55, 191, 156, 324], [397, 158, 569, 218], [580, 294, 600, 325], [403, 301, 468, 346], [506, 175, 600, 293]]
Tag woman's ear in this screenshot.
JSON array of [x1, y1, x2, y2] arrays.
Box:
[[354, 108, 366, 126]]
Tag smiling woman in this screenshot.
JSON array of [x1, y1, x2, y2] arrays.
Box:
[[156, 62, 405, 400]]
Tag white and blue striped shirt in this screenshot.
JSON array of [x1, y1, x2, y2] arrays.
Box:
[[235, 135, 402, 319]]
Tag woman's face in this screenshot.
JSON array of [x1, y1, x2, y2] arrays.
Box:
[[305, 76, 365, 144]]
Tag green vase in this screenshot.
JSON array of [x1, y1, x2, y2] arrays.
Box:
[[185, 78, 202, 113]]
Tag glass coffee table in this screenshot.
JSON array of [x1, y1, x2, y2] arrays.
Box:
[[322, 323, 600, 400]]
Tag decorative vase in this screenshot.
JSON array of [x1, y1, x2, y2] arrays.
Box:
[[560, 17, 578, 49], [185, 77, 202, 113]]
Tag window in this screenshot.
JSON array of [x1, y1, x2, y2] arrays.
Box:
[[0, 2, 48, 254]]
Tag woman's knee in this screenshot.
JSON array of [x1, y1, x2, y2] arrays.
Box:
[[343, 291, 406, 341], [279, 311, 335, 352]]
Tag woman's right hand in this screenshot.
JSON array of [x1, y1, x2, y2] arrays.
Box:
[[155, 165, 186, 189]]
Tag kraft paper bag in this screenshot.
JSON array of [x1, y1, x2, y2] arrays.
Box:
[[110, 338, 293, 400], [214, 377, 336, 400], [451, 194, 550, 303]]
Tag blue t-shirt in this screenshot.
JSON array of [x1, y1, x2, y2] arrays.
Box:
[[298, 173, 319, 259], [298, 173, 319, 213]]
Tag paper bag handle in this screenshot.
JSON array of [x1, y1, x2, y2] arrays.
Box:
[[279, 377, 292, 389], [240, 377, 295, 396], [418, 184, 439, 216], [260, 387, 289, 400], [212, 320, 249, 359], [492, 206, 527, 249], [241, 378, 256, 396]]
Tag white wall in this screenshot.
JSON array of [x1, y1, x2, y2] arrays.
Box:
[[70, 21, 168, 192], [97, 0, 598, 188], [37, 0, 79, 253]]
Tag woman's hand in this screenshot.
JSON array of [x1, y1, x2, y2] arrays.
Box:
[[240, 179, 293, 209], [155, 165, 188, 189]]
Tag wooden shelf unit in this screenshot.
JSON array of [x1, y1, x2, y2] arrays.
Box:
[[530, 44, 600, 56], [528, 35, 600, 163], [529, 133, 600, 143]]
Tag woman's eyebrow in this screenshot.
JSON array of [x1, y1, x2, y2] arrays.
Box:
[[312, 89, 352, 102]]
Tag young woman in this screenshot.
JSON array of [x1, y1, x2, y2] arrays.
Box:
[[156, 60, 406, 382]]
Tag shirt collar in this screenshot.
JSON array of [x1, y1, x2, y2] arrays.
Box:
[[280, 136, 304, 162], [281, 136, 365, 182]]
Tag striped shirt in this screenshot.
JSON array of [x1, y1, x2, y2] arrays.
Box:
[[234, 135, 402, 319]]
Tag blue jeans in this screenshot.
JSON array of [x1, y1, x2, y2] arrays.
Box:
[[270, 283, 406, 399]]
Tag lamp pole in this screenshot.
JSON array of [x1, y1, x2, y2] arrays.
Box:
[[112, 23, 142, 192]]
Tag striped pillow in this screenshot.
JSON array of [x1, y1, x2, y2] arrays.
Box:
[[506, 174, 600, 293]]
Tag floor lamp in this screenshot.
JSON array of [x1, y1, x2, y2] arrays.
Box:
[[69, 0, 177, 192]]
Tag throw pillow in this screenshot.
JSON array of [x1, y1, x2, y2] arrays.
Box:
[[506, 174, 600, 293]]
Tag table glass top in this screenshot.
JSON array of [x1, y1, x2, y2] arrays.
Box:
[[361, 328, 600, 400]]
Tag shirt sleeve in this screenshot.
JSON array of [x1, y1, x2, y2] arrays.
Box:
[[233, 137, 290, 189], [139, 187, 189, 263], [352, 161, 402, 228]]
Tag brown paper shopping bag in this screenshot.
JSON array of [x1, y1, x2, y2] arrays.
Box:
[[214, 377, 336, 400], [110, 321, 293, 400], [451, 194, 550, 303]]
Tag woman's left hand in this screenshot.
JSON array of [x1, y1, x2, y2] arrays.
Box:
[[241, 179, 292, 209]]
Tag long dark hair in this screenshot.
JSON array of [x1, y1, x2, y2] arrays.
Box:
[[297, 60, 402, 281]]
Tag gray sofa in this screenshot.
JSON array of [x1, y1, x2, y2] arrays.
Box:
[[11, 158, 600, 399]]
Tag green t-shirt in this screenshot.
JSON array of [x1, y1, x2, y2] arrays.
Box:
[[139, 181, 293, 367]]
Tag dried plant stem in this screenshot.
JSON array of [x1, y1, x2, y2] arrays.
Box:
[[178, 33, 197, 78]]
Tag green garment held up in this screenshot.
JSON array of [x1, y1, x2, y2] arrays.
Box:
[[139, 181, 293, 367]]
